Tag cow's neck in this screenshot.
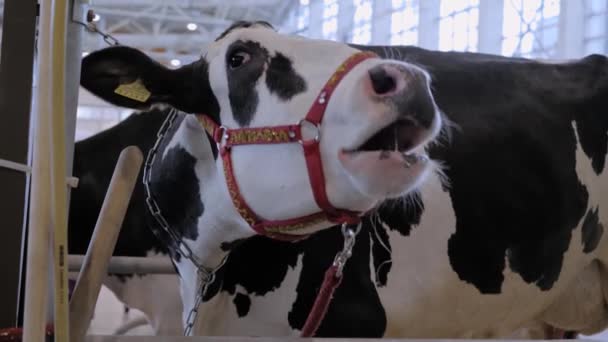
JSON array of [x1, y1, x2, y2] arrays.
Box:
[[148, 112, 254, 270]]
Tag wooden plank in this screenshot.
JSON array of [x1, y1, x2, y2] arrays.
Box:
[[69, 146, 143, 342]]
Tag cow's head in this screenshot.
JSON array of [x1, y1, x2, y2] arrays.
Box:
[[81, 21, 442, 262]]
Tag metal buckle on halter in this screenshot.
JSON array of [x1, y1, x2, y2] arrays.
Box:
[[214, 125, 230, 154], [213, 125, 227, 144], [298, 118, 321, 145]]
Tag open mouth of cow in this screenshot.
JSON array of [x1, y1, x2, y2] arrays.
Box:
[[344, 117, 428, 167]]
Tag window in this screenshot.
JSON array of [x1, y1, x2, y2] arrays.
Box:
[[390, 0, 419, 45], [438, 0, 479, 52], [351, 0, 373, 44], [75, 106, 132, 141], [296, 0, 311, 35], [323, 0, 339, 40], [502, 0, 561, 58], [583, 0, 608, 55]]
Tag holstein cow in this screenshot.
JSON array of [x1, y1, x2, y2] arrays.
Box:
[[78, 21, 608, 338]]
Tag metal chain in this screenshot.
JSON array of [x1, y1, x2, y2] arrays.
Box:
[[334, 222, 362, 277], [183, 269, 216, 336], [142, 109, 227, 336], [71, 18, 120, 46]]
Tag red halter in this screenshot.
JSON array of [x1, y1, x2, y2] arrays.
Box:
[[198, 51, 378, 241]]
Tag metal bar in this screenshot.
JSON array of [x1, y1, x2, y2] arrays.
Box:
[[68, 255, 176, 275], [104, 5, 160, 34], [0, 0, 37, 330], [69, 146, 143, 341], [84, 32, 207, 49], [96, 7, 231, 26]]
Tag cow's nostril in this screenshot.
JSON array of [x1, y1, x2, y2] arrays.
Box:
[[369, 66, 397, 96]]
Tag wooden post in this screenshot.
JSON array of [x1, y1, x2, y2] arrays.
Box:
[[69, 146, 143, 342], [49, 0, 71, 340]]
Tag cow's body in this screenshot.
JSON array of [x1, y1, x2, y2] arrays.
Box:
[[68, 108, 182, 335], [75, 25, 608, 338], [143, 46, 608, 338]]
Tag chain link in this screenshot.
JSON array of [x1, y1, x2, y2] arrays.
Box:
[[333, 222, 362, 278], [183, 269, 217, 335], [142, 109, 227, 336], [71, 18, 120, 46]]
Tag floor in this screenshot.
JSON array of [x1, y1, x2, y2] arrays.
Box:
[[88, 285, 608, 340]]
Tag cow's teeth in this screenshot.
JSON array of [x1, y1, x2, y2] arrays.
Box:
[[402, 153, 426, 166]]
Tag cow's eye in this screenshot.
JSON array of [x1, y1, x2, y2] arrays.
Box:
[[228, 50, 250, 69]]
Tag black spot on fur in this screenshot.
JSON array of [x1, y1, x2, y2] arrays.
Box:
[[221, 238, 247, 252], [150, 144, 203, 242], [572, 54, 608, 175], [265, 53, 307, 100], [582, 207, 604, 253], [233, 293, 251, 317], [215, 21, 274, 42], [288, 227, 386, 337], [226, 40, 269, 126], [376, 193, 424, 237], [443, 116, 588, 293], [216, 236, 301, 297]]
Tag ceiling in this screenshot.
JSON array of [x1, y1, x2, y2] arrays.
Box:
[[81, 0, 299, 67]]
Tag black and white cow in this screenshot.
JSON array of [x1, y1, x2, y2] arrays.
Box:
[[77, 21, 608, 338]]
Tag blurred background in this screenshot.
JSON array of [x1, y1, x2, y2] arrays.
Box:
[[68, 0, 605, 140]]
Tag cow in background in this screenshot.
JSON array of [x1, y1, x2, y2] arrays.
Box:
[[68, 107, 181, 335]]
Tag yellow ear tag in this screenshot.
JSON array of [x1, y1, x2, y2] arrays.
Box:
[[114, 79, 151, 103]]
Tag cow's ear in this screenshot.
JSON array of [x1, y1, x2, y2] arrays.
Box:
[[80, 46, 219, 115]]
